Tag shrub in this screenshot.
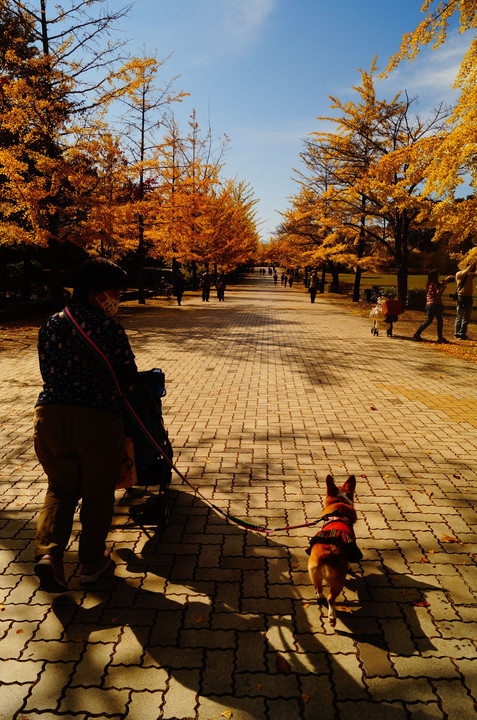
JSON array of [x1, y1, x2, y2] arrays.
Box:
[[407, 288, 427, 310], [362, 285, 397, 302]]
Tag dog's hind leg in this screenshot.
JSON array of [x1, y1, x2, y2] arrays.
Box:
[[327, 592, 337, 627], [308, 562, 325, 603], [327, 570, 347, 629]]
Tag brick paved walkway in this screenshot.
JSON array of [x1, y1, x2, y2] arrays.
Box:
[[1, 273, 476, 720]]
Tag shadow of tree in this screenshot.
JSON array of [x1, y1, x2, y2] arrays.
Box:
[[36, 489, 441, 719]]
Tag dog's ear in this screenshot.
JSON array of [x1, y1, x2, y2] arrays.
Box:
[[343, 474, 356, 498], [326, 474, 338, 496]]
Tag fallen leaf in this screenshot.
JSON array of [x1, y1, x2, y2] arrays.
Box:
[[401, 590, 409, 597], [370, 406, 377, 411], [195, 612, 205, 624], [304, 603, 310, 609], [427, 492, 434, 498], [221, 711, 233, 720], [276, 653, 291, 675], [453, 474, 461, 479], [16, 628, 25, 635], [256, 683, 263, 690], [336, 605, 352, 612], [419, 556, 429, 564], [301, 694, 311, 704], [442, 534, 458, 543], [291, 561, 300, 570], [412, 600, 430, 607], [428, 550, 435, 554], [360, 474, 367, 478]]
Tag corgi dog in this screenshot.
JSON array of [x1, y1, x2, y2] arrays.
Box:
[[307, 474, 361, 628]]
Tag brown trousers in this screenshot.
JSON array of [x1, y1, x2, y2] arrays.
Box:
[[34, 404, 124, 564]]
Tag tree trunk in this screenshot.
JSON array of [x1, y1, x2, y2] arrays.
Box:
[[21, 251, 32, 301], [353, 197, 367, 302], [137, 213, 146, 304], [329, 262, 340, 293], [320, 267, 326, 293], [394, 213, 409, 305], [353, 266, 362, 302], [191, 260, 198, 290], [397, 264, 408, 306], [47, 238, 66, 308]]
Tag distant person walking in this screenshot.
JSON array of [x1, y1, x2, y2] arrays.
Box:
[[172, 271, 185, 306], [454, 261, 477, 340], [216, 273, 226, 301], [200, 272, 211, 302], [284, 275, 288, 287], [288, 274, 293, 288], [273, 271, 278, 285], [309, 272, 319, 303], [413, 270, 453, 343]]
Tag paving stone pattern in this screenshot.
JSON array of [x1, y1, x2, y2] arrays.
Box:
[[0, 273, 476, 720]]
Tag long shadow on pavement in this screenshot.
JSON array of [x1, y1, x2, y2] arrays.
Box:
[[28, 488, 441, 720]]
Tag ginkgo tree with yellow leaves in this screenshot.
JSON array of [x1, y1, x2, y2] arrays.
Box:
[[0, 0, 163, 302], [0, 0, 261, 302], [143, 112, 259, 286], [385, 0, 477, 250], [278, 61, 452, 302]]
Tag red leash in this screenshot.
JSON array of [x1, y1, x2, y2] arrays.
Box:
[[62, 306, 320, 534]]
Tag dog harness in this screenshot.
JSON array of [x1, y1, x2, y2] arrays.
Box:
[[306, 515, 363, 562]]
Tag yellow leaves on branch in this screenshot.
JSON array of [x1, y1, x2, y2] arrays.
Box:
[[384, 1, 477, 204], [384, 1, 477, 72]]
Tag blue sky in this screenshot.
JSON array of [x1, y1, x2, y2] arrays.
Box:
[[119, 0, 468, 239]]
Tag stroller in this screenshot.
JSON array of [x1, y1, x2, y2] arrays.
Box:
[[123, 368, 173, 532], [370, 297, 404, 337]]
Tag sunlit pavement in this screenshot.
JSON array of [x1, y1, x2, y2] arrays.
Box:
[[1, 273, 476, 720]]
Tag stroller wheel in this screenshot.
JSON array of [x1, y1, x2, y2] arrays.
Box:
[[158, 502, 170, 531]]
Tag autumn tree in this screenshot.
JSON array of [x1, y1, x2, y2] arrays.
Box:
[[0, 0, 150, 302], [204, 180, 259, 272], [118, 56, 187, 302], [142, 111, 232, 287], [80, 131, 133, 260], [291, 62, 450, 302], [385, 1, 477, 249]]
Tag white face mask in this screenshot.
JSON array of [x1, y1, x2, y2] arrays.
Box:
[[95, 290, 120, 316]]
